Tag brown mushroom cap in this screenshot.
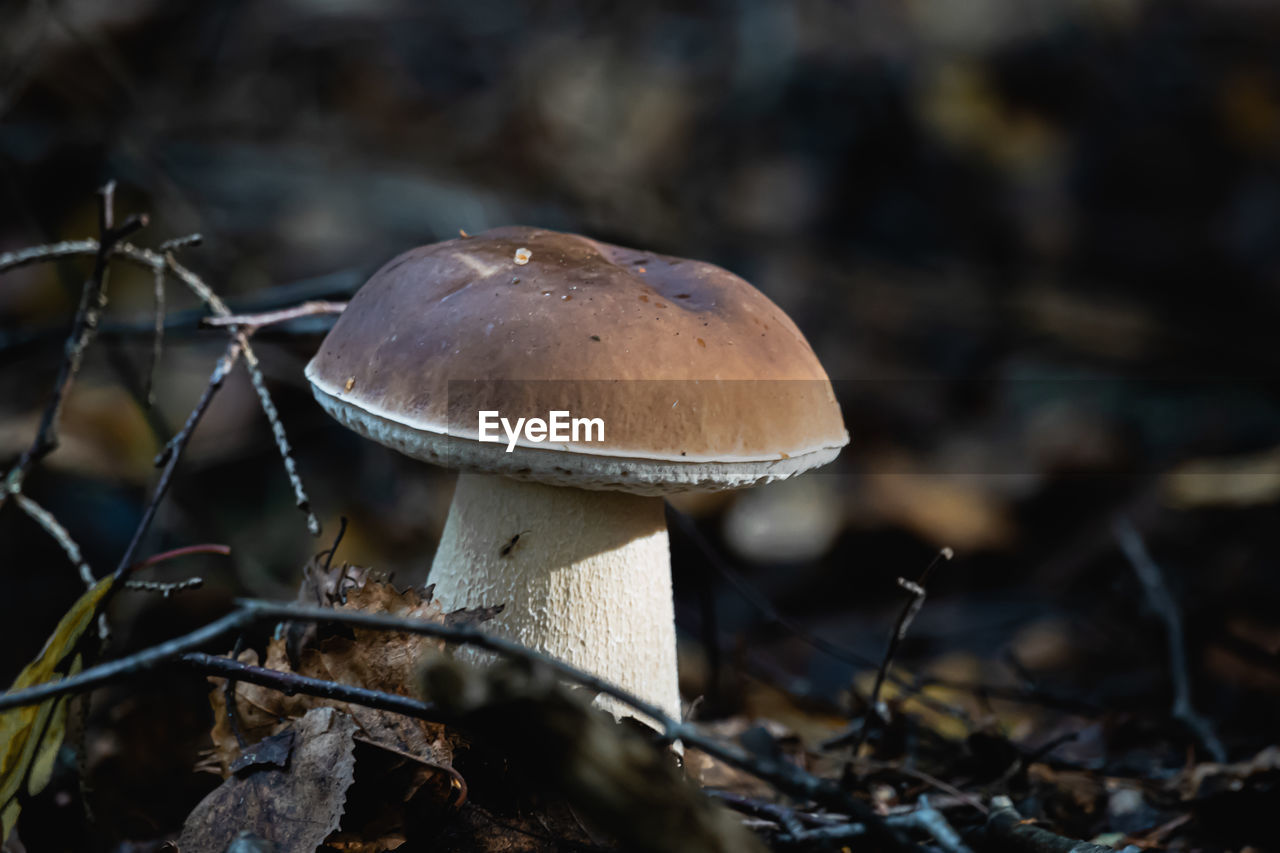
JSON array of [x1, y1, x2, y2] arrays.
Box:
[[306, 226, 848, 494]]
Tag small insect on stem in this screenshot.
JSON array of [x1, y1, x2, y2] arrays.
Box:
[[499, 530, 531, 558]]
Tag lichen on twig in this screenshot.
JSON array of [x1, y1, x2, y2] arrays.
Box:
[[1, 182, 144, 589], [0, 196, 322, 555]]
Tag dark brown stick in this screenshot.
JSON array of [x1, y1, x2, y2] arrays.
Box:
[[114, 340, 242, 578], [180, 651, 440, 721], [667, 506, 971, 730], [0, 600, 919, 851], [1, 231, 321, 538], [826, 548, 952, 751], [2, 183, 146, 506]]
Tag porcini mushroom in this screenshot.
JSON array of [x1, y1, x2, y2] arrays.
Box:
[[305, 227, 847, 720]]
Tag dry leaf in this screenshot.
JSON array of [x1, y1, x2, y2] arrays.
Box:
[[1, 575, 114, 839], [179, 706, 358, 853], [198, 572, 494, 847], [203, 576, 482, 777]]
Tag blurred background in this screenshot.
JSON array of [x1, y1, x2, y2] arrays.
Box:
[[2, 0, 1279, 845]]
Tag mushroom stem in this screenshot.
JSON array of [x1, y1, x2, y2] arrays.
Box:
[[427, 472, 682, 721]]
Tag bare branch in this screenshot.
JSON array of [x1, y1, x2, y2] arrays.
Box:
[[0, 183, 147, 590], [126, 543, 231, 572], [158, 233, 203, 252], [145, 264, 165, 406], [0, 610, 248, 707], [849, 758, 989, 816], [897, 796, 972, 853], [0, 599, 916, 851], [984, 796, 1126, 853], [1113, 517, 1226, 762], [826, 548, 953, 752], [0, 229, 323, 539], [123, 578, 204, 597], [0, 239, 98, 273], [13, 493, 94, 586], [116, 340, 242, 577], [666, 506, 878, 671], [241, 347, 319, 535], [119, 544, 231, 596], [201, 300, 347, 331], [713, 792, 972, 851], [667, 505, 972, 730], [179, 651, 441, 721], [162, 251, 319, 536]]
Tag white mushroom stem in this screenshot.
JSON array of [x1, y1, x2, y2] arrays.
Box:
[[427, 472, 682, 722]]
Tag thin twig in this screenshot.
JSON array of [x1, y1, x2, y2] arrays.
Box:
[[1, 284, 347, 355], [720, 792, 972, 851], [115, 340, 242, 578], [2, 232, 321, 537], [13, 492, 94, 586], [708, 790, 842, 828], [179, 652, 441, 721], [241, 347, 318, 535], [200, 300, 347, 330], [0, 239, 98, 273], [123, 578, 204, 598], [2, 184, 146, 505], [905, 796, 972, 853], [0, 600, 918, 851], [162, 252, 319, 536], [1113, 518, 1226, 762], [126, 543, 231, 572], [984, 795, 1124, 853], [827, 548, 953, 752], [772, 805, 971, 850], [145, 263, 164, 406], [666, 506, 880, 673], [155, 248, 318, 537], [239, 602, 912, 849], [856, 577, 927, 748], [0, 610, 249, 710], [667, 506, 972, 730], [848, 758, 989, 816], [0, 185, 145, 604], [158, 234, 203, 252]]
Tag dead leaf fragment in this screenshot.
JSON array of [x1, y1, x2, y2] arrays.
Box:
[[204, 575, 482, 778], [200, 572, 498, 847], [230, 730, 295, 773], [179, 707, 358, 853]]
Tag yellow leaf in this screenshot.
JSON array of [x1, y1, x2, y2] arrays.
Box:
[[28, 655, 82, 797], [1, 575, 113, 840]]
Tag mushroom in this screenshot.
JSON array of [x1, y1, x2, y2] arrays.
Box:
[[305, 227, 847, 721]]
